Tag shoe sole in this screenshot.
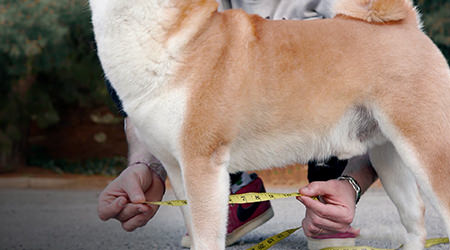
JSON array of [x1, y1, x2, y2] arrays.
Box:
[[180, 207, 274, 248], [307, 236, 356, 250]]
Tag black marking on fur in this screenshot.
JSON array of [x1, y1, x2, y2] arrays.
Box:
[[352, 106, 379, 142]]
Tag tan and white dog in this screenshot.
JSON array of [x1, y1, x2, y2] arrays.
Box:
[[89, 0, 450, 249]]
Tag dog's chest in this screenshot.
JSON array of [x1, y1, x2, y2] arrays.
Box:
[[92, 6, 186, 109], [130, 87, 189, 163]]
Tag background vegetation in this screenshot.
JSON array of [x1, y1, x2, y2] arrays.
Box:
[[0, 0, 110, 173], [416, 0, 449, 60], [0, 0, 448, 174]]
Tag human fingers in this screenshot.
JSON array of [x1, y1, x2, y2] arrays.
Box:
[[121, 210, 155, 232], [302, 216, 360, 238], [298, 195, 353, 224], [142, 171, 166, 211], [298, 181, 340, 199], [305, 208, 360, 235], [302, 217, 328, 237], [98, 196, 127, 221], [300, 180, 357, 205], [122, 171, 148, 204], [115, 203, 151, 222]]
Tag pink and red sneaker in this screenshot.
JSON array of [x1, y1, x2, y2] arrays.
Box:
[[181, 173, 274, 248], [307, 232, 357, 250]]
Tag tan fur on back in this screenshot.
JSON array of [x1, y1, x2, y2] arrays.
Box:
[[334, 0, 415, 23]]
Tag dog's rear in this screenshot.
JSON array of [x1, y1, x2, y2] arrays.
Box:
[[89, 0, 450, 249], [335, 1, 450, 247]]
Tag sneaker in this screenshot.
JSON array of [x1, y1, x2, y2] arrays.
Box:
[[307, 233, 357, 250], [181, 173, 274, 248]]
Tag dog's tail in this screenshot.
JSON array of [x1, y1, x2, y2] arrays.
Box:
[[334, 0, 422, 28]]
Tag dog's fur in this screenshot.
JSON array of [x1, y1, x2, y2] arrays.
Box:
[[89, 0, 450, 249]]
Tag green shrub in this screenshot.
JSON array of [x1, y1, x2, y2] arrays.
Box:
[[0, 0, 108, 170], [28, 156, 127, 176], [415, 0, 450, 62]]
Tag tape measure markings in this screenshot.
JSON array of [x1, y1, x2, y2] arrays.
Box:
[[247, 227, 448, 250], [141, 192, 449, 250], [245, 227, 301, 250], [142, 192, 304, 206]]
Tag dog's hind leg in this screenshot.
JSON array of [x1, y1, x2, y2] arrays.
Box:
[[388, 128, 450, 247], [181, 146, 231, 250], [369, 142, 426, 249], [372, 72, 450, 248]]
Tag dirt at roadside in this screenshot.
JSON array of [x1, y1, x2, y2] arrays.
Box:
[[0, 164, 309, 190], [0, 167, 114, 190]]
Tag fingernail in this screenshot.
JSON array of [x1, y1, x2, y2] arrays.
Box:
[[132, 195, 144, 203], [119, 198, 127, 206]]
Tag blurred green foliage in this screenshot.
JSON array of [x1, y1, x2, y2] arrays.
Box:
[[0, 0, 108, 169], [415, 0, 450, 62], [0, 0, 448, 171], [28, 156, 127, 176]]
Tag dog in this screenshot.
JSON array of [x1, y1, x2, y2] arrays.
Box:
[[89, 0, 450, 249]]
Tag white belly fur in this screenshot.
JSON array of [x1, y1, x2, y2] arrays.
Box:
[[228, 106, 387, 173]]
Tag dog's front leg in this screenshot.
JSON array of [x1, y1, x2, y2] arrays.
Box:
[[182, 147, 231, 250]]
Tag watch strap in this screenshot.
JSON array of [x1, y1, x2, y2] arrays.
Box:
[[337, 175, 362, 204]]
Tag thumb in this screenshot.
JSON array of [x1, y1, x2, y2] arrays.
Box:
[[299, 181, 329, 197], [123, 173, 147, 203]]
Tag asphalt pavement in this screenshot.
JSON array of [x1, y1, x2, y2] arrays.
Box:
[[0, 187, 448, 250]]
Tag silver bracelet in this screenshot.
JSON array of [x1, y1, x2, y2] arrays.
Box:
[[337, 175, 362, 204], [131, 161, 167, 182]]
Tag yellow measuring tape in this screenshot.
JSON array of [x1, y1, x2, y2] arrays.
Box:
[[143, 192, 304, 206], [142, 192, 449, 250], [248, 226, 448, 250], [245, 227, 301, 250]]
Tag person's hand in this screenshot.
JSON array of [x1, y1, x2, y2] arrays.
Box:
[[97, 163, 165, 232], [297, 180, 360, 237]]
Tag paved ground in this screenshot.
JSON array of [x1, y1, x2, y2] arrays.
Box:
[[0, 186, 448, 250]]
